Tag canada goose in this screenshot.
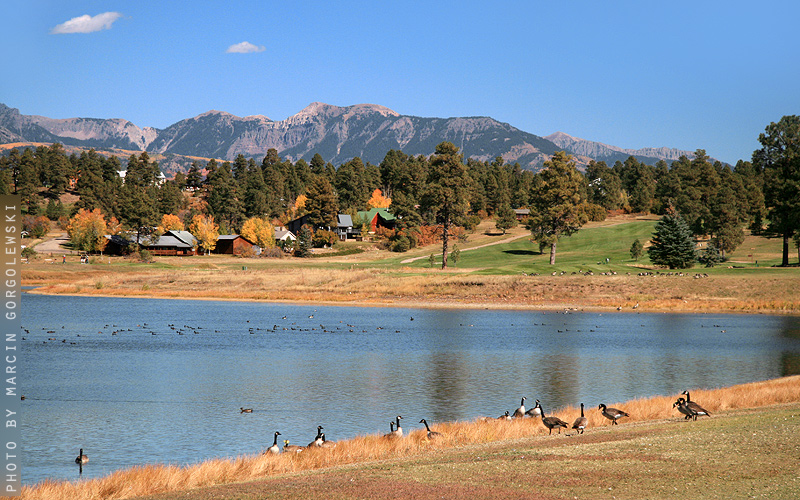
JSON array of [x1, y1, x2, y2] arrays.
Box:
[[308, 425, 324, 447], [282, 440, 304, 453], [240, 407, 253, 413], [681, 391, 710, 420], [419, 419, 441, 439], [598, 403, 629, 425], [266, 431, 281, 454], [498, 410, 511, 420], [391, 415, 403, 438], [540, 406, 568, 435], [525, 399, 542, 418], [512, 397, 527, 418], [75, 449, 88, 465], [383, 421, 396, 437], [673, 398, 694, 420], [571, 403, 588, 434], [319, 433, 337, 448]]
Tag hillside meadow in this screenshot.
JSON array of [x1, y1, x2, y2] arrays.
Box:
[[23, 216, 800, 314]]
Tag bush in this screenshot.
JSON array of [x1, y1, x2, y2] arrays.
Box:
[[312, 229, 338, 248], [261, 246, 284, 258], [698, 242, 724, 268], [390, 235, 411, 253], [138, 249, 153, 263], [21, 247, 37, 259], [585, 203, 607, 222]]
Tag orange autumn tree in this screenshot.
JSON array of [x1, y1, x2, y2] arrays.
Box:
[[367, 189, 391, 209], [240, 217, 275, 249], [189, 214, 219, 255], [158, 214, 184, 233], [66, 208, 109, 253]]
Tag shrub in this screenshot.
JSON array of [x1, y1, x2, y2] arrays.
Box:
[[21, 247, 37, 259], [261, 246, 284, 258], [312, 229, 338, 248], [138, 249, 152, 263], [391, 235, 411, 253]]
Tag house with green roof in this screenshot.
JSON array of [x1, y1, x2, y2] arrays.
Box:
[[357, 208, 396, 233]]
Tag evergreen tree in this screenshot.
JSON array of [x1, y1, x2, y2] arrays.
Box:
[[243, 159, 268, 217], [295, 224, 313, 257], [495, 202, 517, 234], [647, 213, 697, 269], [526, 151, 588, 265], [304, 175, 339, 229], [630, 239, 644, 261], [754, 115, 800, 266], [420, 142, 471, 269], [186, 162, 204, 190]]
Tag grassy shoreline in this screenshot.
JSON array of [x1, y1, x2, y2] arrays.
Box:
[[23, 376, 800, 500], [22, 216, 800, 315]]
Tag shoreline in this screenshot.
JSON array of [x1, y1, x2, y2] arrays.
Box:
[[22, 286, 798, 316], [21, 375, 800, 499]]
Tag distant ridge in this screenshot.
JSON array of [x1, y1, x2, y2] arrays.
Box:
[[0, 102, 703, 171], [545, 131, 701, 165]]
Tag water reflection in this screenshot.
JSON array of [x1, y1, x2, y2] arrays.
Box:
[[20, 294, 800, 485]]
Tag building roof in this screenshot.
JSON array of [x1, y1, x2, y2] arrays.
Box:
[[357, 208, 396, 223], [337, 214, 354, 228], [275, 229, 296, 241]]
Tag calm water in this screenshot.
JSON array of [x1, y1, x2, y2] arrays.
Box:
[[20, 293, 800, 485]]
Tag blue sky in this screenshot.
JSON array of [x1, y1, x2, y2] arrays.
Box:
[[2, 1, 799, 165]]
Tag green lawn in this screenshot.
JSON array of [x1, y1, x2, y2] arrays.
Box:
[[371, 218, 791, 275]]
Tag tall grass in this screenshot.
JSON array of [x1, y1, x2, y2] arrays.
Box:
[[21, 375, 800, 500]]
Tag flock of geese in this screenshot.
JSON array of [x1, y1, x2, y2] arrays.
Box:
[[74, 390, 710, 466]]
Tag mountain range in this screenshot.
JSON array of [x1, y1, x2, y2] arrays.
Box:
[[0, 102, 701, 174]]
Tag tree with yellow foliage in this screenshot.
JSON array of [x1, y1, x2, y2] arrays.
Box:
[[189, 214, 219, 255], [367, 188, 391, 209], [67, 208, 108, 253], [158, 213, 184, 233], [240, 217, 275, 249]]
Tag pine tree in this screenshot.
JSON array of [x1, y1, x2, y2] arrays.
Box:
[[420, 142, 471, 269], [630, 239, 643, 261], [526, 151, 588, 265], [647, 213, 697, 269]]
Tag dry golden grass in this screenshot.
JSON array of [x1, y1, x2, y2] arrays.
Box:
[[21, 375, 800, 500], [23, 259, 800, 314]]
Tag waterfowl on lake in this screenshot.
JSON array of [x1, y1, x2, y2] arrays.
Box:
[[75, 449, 88, 465], [540, 406, 568, 434], [391, 415, 403, 438], [525, 399, 542, 418], [598, 403, 629, 425], [419, 419, 441, 439], [572, 403, 588, 434], [319, 433, 337, 448], [308, 425, 324, 447], [498, 410, 511, 420], [681, 391, 711, 420], [240, 407, 253, 413], [383, 421, 396, 437], [512, 397, 527, 418], [282, 440, 304, 453], [266, 431, 281, 454]]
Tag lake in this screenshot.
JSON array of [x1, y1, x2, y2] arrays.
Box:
[[20, 293, 800, 485]]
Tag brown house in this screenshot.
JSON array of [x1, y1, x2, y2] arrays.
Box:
[[214, 235, 259, 256]]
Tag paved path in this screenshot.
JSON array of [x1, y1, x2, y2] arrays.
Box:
[[33, 232, 70, 254], [400, 232, 529, 264]]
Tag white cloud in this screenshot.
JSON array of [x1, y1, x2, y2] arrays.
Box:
[[226, 41, 266, 54], [51, 12, 123, 34]]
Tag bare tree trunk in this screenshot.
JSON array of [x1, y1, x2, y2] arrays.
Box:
[[783, 232, 790, 267], [549, 240, 557, 265], [441, 217, 449, 269]]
